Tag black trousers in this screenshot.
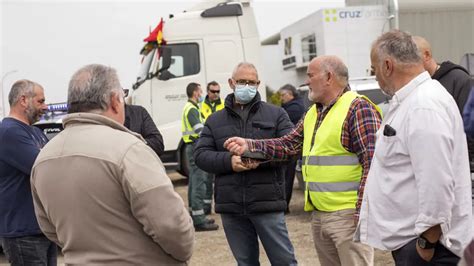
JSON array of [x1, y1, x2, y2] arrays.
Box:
[[392, 238, 460, 266]]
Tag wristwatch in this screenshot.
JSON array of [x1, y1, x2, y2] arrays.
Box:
[[417, 235, 437, 249]]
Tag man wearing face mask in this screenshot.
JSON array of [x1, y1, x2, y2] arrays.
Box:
[[194, 63, 297, 265], [222, 56, 382, 265], [181, 82, 219, 231]]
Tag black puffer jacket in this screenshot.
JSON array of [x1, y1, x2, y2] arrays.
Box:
[[194, 93, 293, 215]]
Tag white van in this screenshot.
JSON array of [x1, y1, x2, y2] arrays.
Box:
[[131, 1, 266, 176]]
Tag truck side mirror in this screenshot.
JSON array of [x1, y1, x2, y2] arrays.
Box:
[[159, 47, 172, 72]]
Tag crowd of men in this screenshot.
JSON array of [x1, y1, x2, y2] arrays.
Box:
[[0, 29, 473, 266]]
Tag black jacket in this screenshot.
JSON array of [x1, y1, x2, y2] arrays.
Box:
[[194, 93, 294, 215], [433, 61, 474, 168], [281, 97, 305, 125], [124, 104, 164, 157], [432, 61, 472, 114]]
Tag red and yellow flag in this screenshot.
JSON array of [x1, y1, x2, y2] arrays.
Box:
[[143, 18, 165, 46]]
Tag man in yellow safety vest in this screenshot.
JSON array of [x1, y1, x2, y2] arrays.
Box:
[[223, 56, 382, 265]]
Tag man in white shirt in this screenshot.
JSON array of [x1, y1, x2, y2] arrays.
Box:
[[355, 30, 473, 265]]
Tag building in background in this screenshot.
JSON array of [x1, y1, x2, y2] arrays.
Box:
[[261, 0, 473, 91]]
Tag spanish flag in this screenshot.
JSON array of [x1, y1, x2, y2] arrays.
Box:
[[143, 18, 165, 45]]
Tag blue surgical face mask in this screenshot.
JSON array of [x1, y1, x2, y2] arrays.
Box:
[[198, 95, 205, 103], [234, 84, 257, 104]]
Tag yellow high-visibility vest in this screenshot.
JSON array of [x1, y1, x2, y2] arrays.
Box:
[[182, 102, 202, 143], [201, 99, 224, 121], [302, 91, 381, 212]]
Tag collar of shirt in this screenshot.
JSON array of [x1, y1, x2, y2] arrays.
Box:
[[316, 86, 349, 113], [392, 71, 431, 105]]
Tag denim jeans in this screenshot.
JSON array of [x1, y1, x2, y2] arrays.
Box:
[[1, 234, 57, 266], [221, 212, 298, 266]]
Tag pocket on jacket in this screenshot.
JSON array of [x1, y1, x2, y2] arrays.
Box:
[[251, 121, 276, 139]]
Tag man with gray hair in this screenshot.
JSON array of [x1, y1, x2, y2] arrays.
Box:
[[30, 64, 194, 265], [0, 80, 57, 265], [355, 30, 473, 265], [223, 56, 382, 265]]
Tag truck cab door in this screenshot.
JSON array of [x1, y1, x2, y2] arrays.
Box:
[[150, 41, 205, 152]]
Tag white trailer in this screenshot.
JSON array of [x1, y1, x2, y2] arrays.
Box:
[[261, 5, 389, 92]]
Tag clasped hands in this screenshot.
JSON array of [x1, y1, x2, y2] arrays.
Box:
[[224, 137, 259, 172]]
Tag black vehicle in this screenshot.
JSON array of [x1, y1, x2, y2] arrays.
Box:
[[34, 103, 68, 139]]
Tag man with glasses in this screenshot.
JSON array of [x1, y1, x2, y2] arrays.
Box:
[[194, 62, 298, 265], [200, 81, 225, 215]]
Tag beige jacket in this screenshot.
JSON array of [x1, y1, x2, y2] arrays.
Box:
[[31, 113, 194, 265]]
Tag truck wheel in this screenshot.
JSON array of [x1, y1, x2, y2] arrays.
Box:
[[178, 145, 190, 178]]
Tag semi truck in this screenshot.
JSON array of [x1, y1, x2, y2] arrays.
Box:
[[130, 0, 266, 176]]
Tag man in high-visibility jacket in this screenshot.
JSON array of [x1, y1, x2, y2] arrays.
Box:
[[200, 81, 225, 215], [181, 82, 218, 231], [223, 56, 382, 265]]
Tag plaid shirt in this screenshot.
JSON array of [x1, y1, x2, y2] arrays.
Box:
[[247, 92, 382, 217]]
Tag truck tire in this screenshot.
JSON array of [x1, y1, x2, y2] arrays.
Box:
[[178, 144, 190, 178]]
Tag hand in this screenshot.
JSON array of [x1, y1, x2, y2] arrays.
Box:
[[416, 241, 435, 262], [353, 213, 359, 226], [231, 155, 257, 172], [224, 137, 248, 155]]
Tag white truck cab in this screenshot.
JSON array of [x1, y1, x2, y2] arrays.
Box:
[[131, 1, 266, 176]]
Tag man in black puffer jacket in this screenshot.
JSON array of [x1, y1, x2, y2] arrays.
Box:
[[194, 62, 298, 266]]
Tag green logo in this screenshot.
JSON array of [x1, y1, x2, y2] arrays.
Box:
[[324, 9, 337, 22]]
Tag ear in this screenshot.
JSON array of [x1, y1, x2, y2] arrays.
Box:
[[383, 58, 394, 76], [228, 78, 235, 90], [110, 92, 122, 114], [424, 49, 432, 61], [325, 71, 333, 84], [19, 95, 28, 108]]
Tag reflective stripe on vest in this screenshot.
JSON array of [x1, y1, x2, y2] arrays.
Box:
[[302, 91, 381, 212], [181, 102, 202, 143], [307, 181, 360, 192], [302, 155, 359, 166]]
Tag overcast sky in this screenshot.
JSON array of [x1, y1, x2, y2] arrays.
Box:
[[0, 0, 344, 115]]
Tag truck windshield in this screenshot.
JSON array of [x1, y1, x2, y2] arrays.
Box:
[[136, 49, 156, 83]]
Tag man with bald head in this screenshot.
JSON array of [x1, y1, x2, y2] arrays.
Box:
[[356, 30, 472, 265], [413, 36, 472, 114], [195, 62, 297, 265], [30, 64, 194, 264], [223, 56, 382, 265], [0, 80, 57, 265]]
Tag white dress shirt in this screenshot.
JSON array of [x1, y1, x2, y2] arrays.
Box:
[[355, 71, 473, 257]]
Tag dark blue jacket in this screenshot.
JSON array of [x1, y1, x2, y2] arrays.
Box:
[[194, 93, 294, 215], [281, 97, 305, 125], [463, 80, 474, 138], [0, 118, 48, 237]]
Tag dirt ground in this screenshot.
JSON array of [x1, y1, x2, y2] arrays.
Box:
[[169, 172, 395, 266]]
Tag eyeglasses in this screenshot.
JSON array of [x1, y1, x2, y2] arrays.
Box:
[[234, 79, 259, 86], [123, 88, 129, 97], [209, 90, 220, 94]]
